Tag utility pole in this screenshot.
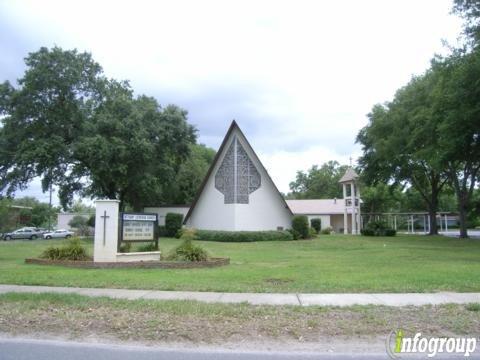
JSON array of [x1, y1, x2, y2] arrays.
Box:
[[48, 184, 52, 231]]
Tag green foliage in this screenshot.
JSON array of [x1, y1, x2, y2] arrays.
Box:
[[167, 238, 208, 262], [195, 230, 294, 242], [119, 242, 131, 253], [40, 238, 89, 260], [287, 228, 300, 240], [166, 144, 216, 204], [157, 226, 168, 237], [292, 215, 310, 239], [165, 213, 184, 237], [68, 215, 89, 236], [136, 243, 158, 252], [361, 221, 396, 237], [69, 200, 95, 213], [466, 303, 480, 312], [0, 47, 197, 211], [287, 161, 348, 199], [321, 227, 333, 235], [310, 218, 321, 233], [86, 215, 95, 228], [453, 0, 480, 46]]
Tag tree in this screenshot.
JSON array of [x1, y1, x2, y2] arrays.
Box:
[[0, 47, 197, 211], [68, 215, 89, 236], [165, 144, 216, 204], [288, 161, 349, 199], [0, 47, 104, 200], [73, 82, 196, 210], [432, 49, 480, 238], [453, 0, 480, 47], [360, 183, 402, 214], [69, 199, 94, 213], [357, 71, 449, 235]]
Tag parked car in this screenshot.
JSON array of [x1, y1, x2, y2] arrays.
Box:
[[3, 227, 45, 240], [43, 229, 74, 239]]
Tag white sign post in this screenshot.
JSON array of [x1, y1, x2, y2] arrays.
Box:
[[93, 200, 120, 262]]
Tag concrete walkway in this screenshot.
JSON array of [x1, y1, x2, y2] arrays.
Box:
[[1, 284, 480, 307]]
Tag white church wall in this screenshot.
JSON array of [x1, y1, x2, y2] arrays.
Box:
[[144, 206, 190, 226], [186, 127, 292, 231], [57, 213, 92, 230], [305, 215, 331, 230]]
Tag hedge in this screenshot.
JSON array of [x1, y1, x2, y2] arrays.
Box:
[[310, 218, 321, 233], [195, 230, 294, 242], [165, 213, 184, 237], [292, 215, 309, 239]]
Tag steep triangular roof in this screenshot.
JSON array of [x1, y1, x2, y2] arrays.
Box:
[[183, 120, 292, 223], [339, 167, 359, 183]]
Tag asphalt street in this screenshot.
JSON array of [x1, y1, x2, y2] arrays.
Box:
[[1, 338, 479, 360]]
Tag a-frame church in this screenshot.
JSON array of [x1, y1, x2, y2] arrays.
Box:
[[183, 121, 293, 231]]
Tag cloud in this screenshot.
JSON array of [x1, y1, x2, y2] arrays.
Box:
[[0, 0, 463, 201]]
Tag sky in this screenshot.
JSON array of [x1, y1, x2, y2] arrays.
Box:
[[0, 0, 463, 205]]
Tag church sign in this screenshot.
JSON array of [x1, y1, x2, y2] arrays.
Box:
[[119, 212, 158, 249]]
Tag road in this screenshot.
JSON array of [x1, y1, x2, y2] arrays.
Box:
[[1, 337, 478, 360], [0, 337, 386, 360]]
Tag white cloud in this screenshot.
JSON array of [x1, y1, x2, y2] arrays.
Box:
[[1, 0, 463, 201]]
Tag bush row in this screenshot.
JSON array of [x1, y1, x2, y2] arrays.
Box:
[[195, 230, 294, 242], [361, 220, 396, 237]]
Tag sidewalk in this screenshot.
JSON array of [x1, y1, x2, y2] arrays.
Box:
[[1, 284, 480, 307]]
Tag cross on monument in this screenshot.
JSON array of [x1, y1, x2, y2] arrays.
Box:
[[101, 210, 110, 246]]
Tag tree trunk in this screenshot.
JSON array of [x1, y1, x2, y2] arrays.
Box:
[[428, 208, 438, 235], [458, 197, 469, 238]]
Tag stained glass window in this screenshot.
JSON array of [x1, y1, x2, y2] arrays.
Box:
[[215, 136, 261, 204]]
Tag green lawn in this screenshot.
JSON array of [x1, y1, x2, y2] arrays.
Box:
[[0, 234, 479, 293]]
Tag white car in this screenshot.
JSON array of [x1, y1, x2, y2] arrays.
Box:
[[43, 229, 74, 239]]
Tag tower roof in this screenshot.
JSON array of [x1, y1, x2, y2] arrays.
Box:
[[339, 167, 359, 183]]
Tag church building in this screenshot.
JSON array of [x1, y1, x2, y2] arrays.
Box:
[[146, 121, 361, 233]]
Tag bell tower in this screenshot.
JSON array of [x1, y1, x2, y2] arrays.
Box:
[[339, 167, 361, 234]]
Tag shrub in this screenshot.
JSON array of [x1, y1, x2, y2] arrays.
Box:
[[360, 228, 375, 236], [292, 215, 309, 239], [157, 226, 168, 237], [137, 242, 158, 252], [68, 215, 90, 236], [288, 228, 301, 240], [310, 218, 321, 233], [167, 239, 208, 262], [361, 220, 396, 237], [385, 229, 397, 237], [174, 228, 183, 239], [165, 213, 184, 237], [195, 230, 294, 242], [87, 214, 95, 228], [308, 227, 317, 238], [119, 242, 132, 253], [321, 227, 333, 235], [40, 238, 89, 260]]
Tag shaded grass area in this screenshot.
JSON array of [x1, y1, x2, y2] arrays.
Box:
[[0, 293, 479, 343], [0, 235, 480, 293]]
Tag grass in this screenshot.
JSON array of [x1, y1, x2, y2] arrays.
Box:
[[0, 234, 480, 293], [0, 292, 479, 343]]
